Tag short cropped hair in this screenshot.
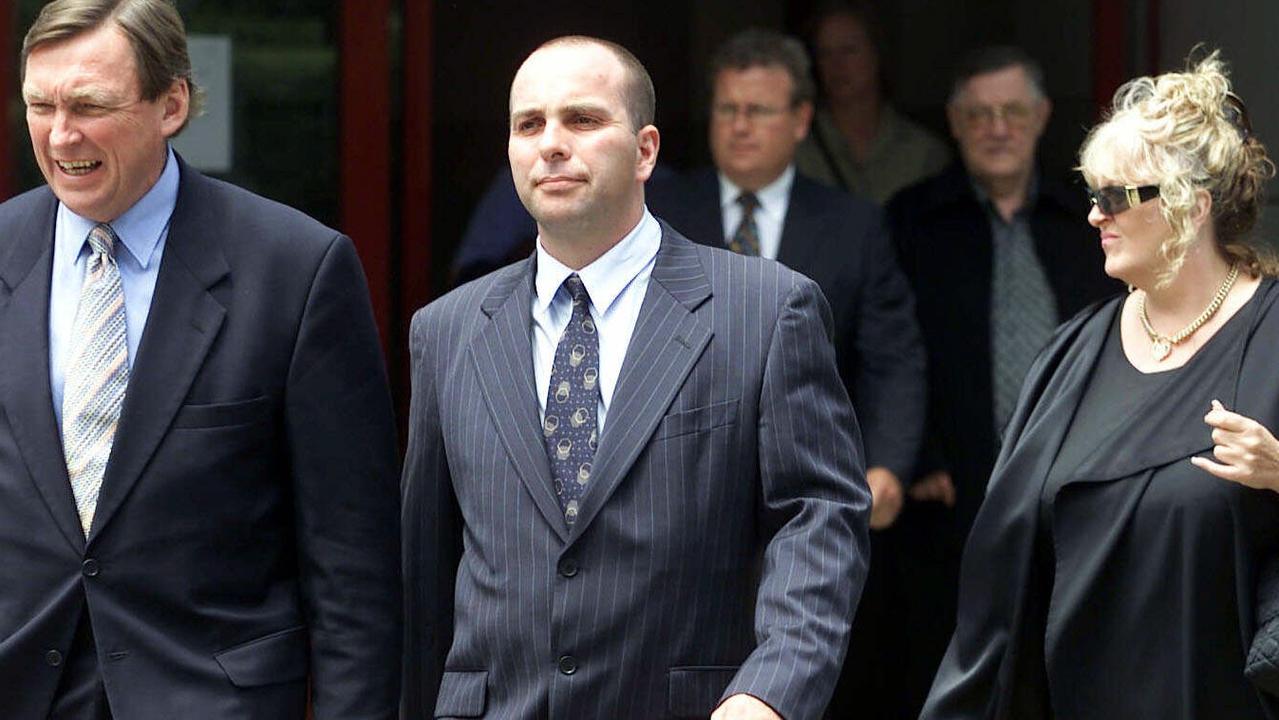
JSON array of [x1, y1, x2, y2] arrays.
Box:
[[949, 45, 1046, 104], [535, 35, 656, 131], [709, 28, 816, 107], [22, 0, 204, 133]]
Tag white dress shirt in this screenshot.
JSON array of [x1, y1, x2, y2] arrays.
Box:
[[532, 208, 661, 432], [717, 165, 795, 261]]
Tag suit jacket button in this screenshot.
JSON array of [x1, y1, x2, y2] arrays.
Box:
[[558, 655, 578, 675], [82, 559, 100, 577], [558, 558, 579, 578], [45, 650, 62, 667]]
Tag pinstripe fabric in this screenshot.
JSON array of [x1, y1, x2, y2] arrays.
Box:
[[402, 223, 871, 720], [62, 223, 127, 536]]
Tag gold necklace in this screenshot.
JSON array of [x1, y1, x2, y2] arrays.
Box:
[[1136, 263, 1239, 361]]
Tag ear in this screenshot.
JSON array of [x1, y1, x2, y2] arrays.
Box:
[[159, 78, 191, 138], [1190, 187, 1213, 229], [946, 102, 963, 140], [636, 124, 660, 182], [794, 100, 815, 142], [1031, 97, 1053, 137]]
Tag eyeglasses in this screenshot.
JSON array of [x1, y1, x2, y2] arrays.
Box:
[[1087, 184, 1160, 215], [956, 102, 1035, 129], [712, 102, 790, 122]]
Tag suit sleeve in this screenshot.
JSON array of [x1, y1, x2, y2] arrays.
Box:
[[721, 276, 873, 720], [886, 196, 948, 480], [400, 306, 463, 719], [284, 235, 402, 720], [848, 210, 927, 482]]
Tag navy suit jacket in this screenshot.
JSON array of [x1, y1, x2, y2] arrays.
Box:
[[0, 158, 401, 719], [402, 225, 871, 719], [656, 170, 926, 481]]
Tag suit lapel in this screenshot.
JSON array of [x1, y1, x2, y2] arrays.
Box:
[[676, 171, 728, 251], [571, 227, 712, 539], [776, 178, 821, 273], [88, 163, 229, 543], [0, 191, 85, 552], [468, 258, 570, 543]]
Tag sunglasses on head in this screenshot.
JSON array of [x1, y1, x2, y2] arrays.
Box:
[[1087, 184, 1160, 215]]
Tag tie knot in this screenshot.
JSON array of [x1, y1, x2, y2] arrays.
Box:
[[87, 223, 117, 259], [737, 192, 759, 214], [563, 273, 591, 307]]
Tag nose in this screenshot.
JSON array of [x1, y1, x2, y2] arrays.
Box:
[[49, 109, 81, 147], [730, 111, 752, 134], [988, 112, 1011, 137], [537, 119, 570, 161], [1087, 201, 1108, 227]]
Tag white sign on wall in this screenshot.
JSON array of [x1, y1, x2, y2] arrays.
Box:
[[172, 34, 233, 173]]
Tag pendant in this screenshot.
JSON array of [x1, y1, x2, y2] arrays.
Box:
[[1151, 338, 1172, 361]]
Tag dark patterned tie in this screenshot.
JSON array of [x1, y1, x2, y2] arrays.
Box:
[[542, 274, 600, 525], [728, 192, 761, 256]]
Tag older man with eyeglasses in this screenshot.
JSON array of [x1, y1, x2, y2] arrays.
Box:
[[882, 46, 1119, 717]]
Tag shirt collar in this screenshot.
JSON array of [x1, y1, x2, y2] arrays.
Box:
[[717, 165, 795, 221], [534, 207, 661, 315], [57, 146, 180, 267], [970, 169, 1040, 221]]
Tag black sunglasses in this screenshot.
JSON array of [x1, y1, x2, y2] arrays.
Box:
[[1087, 184, 1160, 215]]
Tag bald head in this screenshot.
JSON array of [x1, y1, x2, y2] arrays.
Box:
[[515, 35, 655, 132]]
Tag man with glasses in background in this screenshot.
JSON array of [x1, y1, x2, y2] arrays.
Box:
[[657, 29, 926, 717], [885, 46, 1115, 717]]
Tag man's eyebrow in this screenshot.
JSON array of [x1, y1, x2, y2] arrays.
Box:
[[21, 86, 49, 102], [558, 102, 612, 117], [20, 86, 122, 105]]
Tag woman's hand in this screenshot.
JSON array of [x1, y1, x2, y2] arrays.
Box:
[[1191, 399, 1279, 492]]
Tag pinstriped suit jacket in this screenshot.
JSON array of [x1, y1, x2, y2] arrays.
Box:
[[402, 223, 871, 720]]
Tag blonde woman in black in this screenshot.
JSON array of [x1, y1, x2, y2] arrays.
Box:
[[922, 52, 1279, 719]]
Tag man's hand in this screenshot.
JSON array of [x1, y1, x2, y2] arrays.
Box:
[[711, 693, 783, 720], [1191, 399, 1279, 491], [907, 469, 956, 507], [867, 466, 903, 529]]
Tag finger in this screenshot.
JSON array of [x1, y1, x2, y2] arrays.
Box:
[[1212, 444, 1245, 465], [1205, 402, 1253, 433], [941, 480, 957, 507], [1191, 455, 1245, 481]]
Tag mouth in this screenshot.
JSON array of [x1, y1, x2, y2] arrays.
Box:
[[56, 160, 102, 176], [536, 176, 585, 190]]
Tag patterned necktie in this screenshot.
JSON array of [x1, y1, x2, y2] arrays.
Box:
[[62, 223, 129, 536], [989, 216, 1057, 437], [542, 274, 600, 525], [728, 192, 761, 256]]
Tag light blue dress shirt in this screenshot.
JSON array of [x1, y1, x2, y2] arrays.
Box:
[[718, 165, 795, 261], [532, 208, 661, 432], [50, 147, 179, 428]]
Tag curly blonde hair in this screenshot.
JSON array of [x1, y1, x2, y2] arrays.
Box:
[[1078, 50, 1276, 283]]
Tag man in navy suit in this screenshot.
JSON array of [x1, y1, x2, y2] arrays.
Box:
[[402, 35, 870, 720], [654, 29, 927, 718], [0, 1, 400, 718]]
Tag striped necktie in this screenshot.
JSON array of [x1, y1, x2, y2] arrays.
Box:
[[62, 223, 129, 536]]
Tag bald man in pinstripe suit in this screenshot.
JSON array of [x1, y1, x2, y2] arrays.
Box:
[[401, 35, 871, 720]]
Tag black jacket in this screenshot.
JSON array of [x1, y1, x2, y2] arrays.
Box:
[[888, 162, 1118, 536]]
